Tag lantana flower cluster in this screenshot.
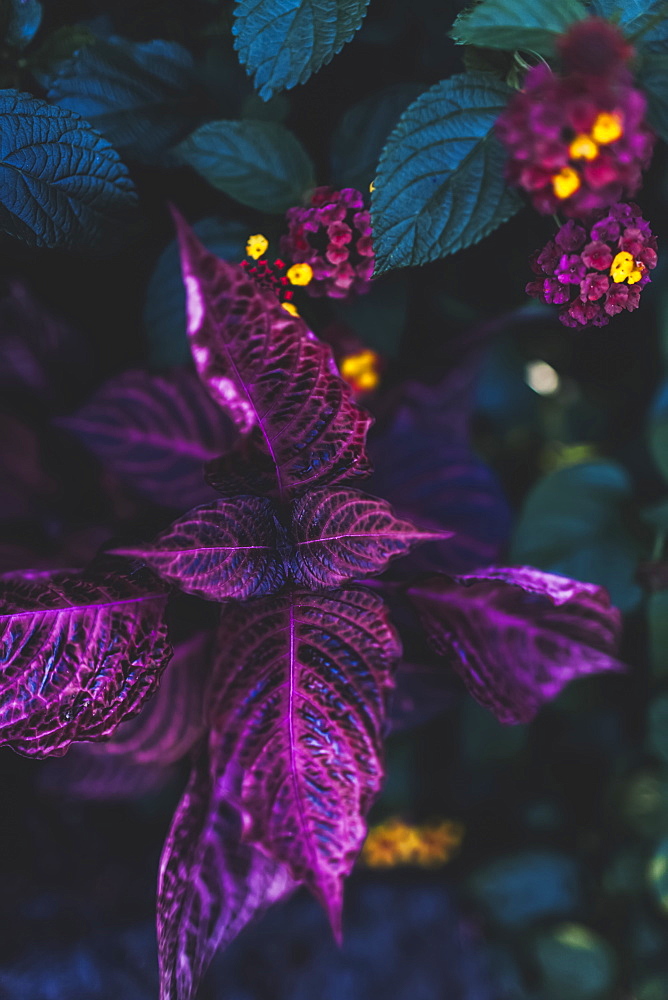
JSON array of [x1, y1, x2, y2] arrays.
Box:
[[496, 19, 655, 217], [281, 186, 375, 299], [526, 203, 658, 327], [240, 233, 313, 317]]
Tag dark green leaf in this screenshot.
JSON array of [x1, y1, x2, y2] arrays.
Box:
[[637, 53, 668, 142], [649, 381, 668, 480], [469, 851, 580, 928], [648, 694, 668, 763], [233, 0, 370, 101], [648, 839, 668, 913], [44, 36, 201, 163], [6, 0, 42, 50], [331, 83, 425, 193], [649, 592, 668, 677], [0, 89, 137, 249], [177, 119, 315, 213], [332, 276, 408, 357], [451, 0, 587, 56], [144, 217, 249, 368], [532, 925, 616, 1000], [510, 461, 641, 613], [371, 72, 523, 274], [590, 0, 668, 51]]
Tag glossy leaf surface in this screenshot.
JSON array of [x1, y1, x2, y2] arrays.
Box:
[[0, 89, 137, 249], [210, 588, 400, 932], [158, 748, 295, 1000], [233, 0, 370, 100], [290, 487, 447, 588], [0, 568, 171, 756], [115, 497, 286, 601], [61, 368, 234, 510], [409, 567, 623, 724], [173, 211, 372, 498]]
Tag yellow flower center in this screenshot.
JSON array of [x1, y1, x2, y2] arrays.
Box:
[[340, 349, 380, 392], [552, 166, 581, 200], [591, 110, 624, 145], [568, 133, 599, 161], [281, 301, 299, 316], [609, 250, 643, 284], [286, 262, 313, 286], [246, 234, 269, 260]]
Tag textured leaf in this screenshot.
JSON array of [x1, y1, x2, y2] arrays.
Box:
[[371, 73, 523, 273], [114, 497, 286, 601], [290, 487, 447, 589], [209, 588, 400, 932], [0, 89, 137, 249], [173, 210, 373, 499], [6, 0, 42, 50], [61, 368, 235, 511], [408, 567, 623, 724], [451, 0, 587, 56], [177, 119, 315, 213], [144, 218, 249, 369], [0, 568, 172, 757], [510, 461, 642, 613], [233, 0, 371, 101], [44, 36, 201, 163], [590, 0, 668, 51], [158, 747, 295, 1000]]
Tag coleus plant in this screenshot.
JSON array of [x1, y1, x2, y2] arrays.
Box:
[[0, 211, 625, 1000]]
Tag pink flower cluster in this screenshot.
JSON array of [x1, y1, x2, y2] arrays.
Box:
[[526, 203, 658, 327], [496, 19, 655, 217], [281, 187, 375, 299]]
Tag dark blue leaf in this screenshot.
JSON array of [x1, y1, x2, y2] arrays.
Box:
[[637, 53, 668, 142], [144, 217, 249, 369], [451, 0, 587, 56], [0, 89, 137, 249], [371, 73, 523, 273], [469, 850, 581, 928], [233, 0, 371, 100], [6, 0, 42, 50], [590, 0, 668, 51], [44, 36, 201, 163], [177, 119, 315, 213]]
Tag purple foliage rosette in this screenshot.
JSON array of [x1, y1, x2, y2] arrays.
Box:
[[281, 186, 375, 299], [526, 203, 658, 327]]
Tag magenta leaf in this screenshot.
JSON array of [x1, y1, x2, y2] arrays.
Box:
[[172, 209, 373, 498], [209, 587, 400, 934], [60, 367, 234, 510], [408, 567, 624, 724], [0, 568, 172, 756], [158, 747, 295, 1000], [40, 746, 177, 801], [290, 487, 449, 589], [113, 497, 286, 601]]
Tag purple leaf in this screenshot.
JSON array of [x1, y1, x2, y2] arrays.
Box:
[[0, 568, 172, 756], [408, 567, 624, 724], [60, 367, 234, 510], [209, 588, 400, 935], [40, 746, 177, 801], [158, 747, 295, 1000], [290, 487, 449, 589], [172, 209, 373, 498], [113, 497, 286, 601], [0, 414, 55, 520]]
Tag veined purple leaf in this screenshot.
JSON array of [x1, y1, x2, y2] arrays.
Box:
[[408, 567, 624, 724], [113, 497, 286, 601], [60, 367, 234, 510], [290, 487, 449, 589], [158, 747, 295, 1000], [0, 568, 172, 757], [209, 588, 400, 934], [172, 209, 373, 498]]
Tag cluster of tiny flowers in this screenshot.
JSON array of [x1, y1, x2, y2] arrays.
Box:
[[240, 234, 312, 316], [280, 186, 374, 299], [496, 19, 655, 217], [526, 203, 658, 327]]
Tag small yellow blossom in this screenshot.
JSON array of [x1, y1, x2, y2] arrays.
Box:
[[286, 262, 313, 286], [340, 349, 380, 393], [591, 110, 624, 145], [552, 166, 581, 200], [610, 250, 635, 283], [246, 234, 269, 260], [361, 817, 464, 869], [369, 181, 376, 193], [281, 301, 299, 316], [568, 134, 599, 161]]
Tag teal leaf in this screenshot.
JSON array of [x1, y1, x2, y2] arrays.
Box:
[[589, 0, 668, 51], [648, 839, 668, 914], [0, 89, 137, 249], [177, 119, 315, 213], [233, 0, 371, 101], [649, 381, 668, 481], [648, 591, 668, 678], [533, 925, 616, 1000], [371, 72, 523, 274], [637, 53, 668, 142], [648, 694, 668, 763], [144, 217, 249, 369], [510, 461, 641, 613], [6, 0, 42, 50], [451, 0, 587, 56], [44, 36, 201, 164], [469, 851, 580, 929], [332, 276, 408, 357], [330, 83, 425, 193]]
